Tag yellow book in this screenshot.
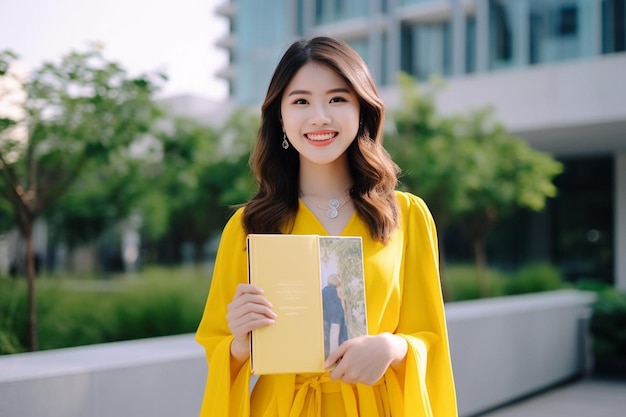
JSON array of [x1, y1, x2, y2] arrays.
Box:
[[247, 234, 367, 375]]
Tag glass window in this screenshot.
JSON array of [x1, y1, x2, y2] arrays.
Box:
[[237, 0, 293, 105], [400, 22, 452, 80], [400, 0, 434, 5], [602, 0, 626, 53], [380, 33, 390, 86], [238, 0, 291, 53], [347, 38, 370, 67], [528, 0, 596, 65], [382, 0, 389, 14], [466, 14, 477, 73], [315, 0, 368, 25], [297, 0, 305, 36], [489, 0, 517, 69], [550, 156, 615, 284]]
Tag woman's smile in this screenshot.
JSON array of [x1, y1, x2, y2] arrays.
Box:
[[305, 130, 338, 146]]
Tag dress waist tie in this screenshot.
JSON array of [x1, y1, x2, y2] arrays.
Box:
[[290, 374, 385, 417]]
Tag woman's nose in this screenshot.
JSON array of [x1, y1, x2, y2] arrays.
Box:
[[310, 104, 331, 125]]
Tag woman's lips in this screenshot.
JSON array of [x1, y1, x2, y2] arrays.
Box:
[[305, 131, 337, 146]]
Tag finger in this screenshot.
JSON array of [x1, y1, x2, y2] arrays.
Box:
[[329, 357, 347, 381], [228, 314, 275, 335], [228, 312, 276, 337], [228, 292, 276, 313], [227, 302, 277, 323], [228, 295, 274, 315], [324, 340, 350, 369], [235, 283, 265, 297]]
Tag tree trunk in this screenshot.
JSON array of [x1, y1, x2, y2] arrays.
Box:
[[24, 220, 38, 351], [472, 237, 489, 298]]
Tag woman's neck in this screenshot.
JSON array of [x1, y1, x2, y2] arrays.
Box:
[[298, 158, 353, 199]]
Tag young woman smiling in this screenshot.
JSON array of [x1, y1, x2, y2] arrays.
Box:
[[195, 36, 458, 417]]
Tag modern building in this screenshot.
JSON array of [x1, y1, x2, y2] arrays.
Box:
[[214, 0, 626, 290]]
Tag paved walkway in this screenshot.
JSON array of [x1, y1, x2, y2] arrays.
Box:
[[477, 377, 626, 417]]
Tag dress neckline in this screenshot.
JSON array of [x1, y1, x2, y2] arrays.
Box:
[[297, 198, 357, 236]]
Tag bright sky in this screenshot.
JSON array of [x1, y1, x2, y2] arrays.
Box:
[[0, 0, 229, 101]]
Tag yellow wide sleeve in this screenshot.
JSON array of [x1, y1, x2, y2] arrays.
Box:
[[195, 208, 252, 417], [386, 192, 458, 417]]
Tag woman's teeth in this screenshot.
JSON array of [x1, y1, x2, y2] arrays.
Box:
[[306, 133, 335, 141]]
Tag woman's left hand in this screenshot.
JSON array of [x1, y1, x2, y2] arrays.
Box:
[[324, 332, 408, 385]]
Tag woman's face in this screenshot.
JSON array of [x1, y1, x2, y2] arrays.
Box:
[[280, 62, 360, 167]]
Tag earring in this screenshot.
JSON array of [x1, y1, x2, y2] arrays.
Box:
[[282, 131, 289, 149]]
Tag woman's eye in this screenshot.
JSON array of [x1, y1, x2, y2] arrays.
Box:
[[294, 98, 308, 105], [330, 96, 347, 103]]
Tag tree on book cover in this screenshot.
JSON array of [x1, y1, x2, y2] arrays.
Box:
[[320, 236, 367, 359], [247, 234, 367, 375]]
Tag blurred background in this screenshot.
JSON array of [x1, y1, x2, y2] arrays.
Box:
[[0, 0, 624, 376]]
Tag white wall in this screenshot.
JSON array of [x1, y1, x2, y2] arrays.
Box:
[[435, 54, 626, 134], [381, 53, 626, 156]]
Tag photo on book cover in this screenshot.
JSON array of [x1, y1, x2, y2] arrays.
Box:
[[319, 237, 367, 360]]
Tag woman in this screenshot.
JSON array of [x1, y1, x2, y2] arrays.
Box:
[[195, 36, 457, 417]]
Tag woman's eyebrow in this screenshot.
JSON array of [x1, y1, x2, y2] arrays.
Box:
[[287, 89, 310, 96], [287, 87, 351, 96], [326, 87, 351, 94]]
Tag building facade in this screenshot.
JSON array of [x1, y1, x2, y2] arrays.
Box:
[[215, 0, 626, 289]]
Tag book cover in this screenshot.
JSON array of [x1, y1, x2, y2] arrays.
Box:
[[247, 234, 367, 375]]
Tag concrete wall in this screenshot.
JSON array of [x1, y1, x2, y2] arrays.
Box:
[[447, 289, 596, 416], [0, 335, 206, 417], [381, 52, 626, 157], [0, 290, 595, 417]]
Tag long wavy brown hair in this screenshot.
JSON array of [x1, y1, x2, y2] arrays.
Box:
[[242, 36, 400, 243]]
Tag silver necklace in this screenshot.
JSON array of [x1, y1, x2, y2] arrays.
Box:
[[305, 194, 351, 219]]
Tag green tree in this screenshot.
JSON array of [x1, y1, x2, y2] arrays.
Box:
[[141, 108, 257, 263], [0, 51, 24, 236], [214, 107, 258, 205], [0, 47, 162, 350], [454, 108, 563, 296], [45, 148, 155, 253], [387, 74, 562, 298], [386, 74, 474, 298]]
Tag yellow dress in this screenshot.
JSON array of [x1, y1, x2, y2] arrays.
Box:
[[195, 191, 458, 417]]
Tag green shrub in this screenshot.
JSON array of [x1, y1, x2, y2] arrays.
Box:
[[591, 289, 626, 357], [102, 276, 209, 342], [0, 266, 211, 354], [37, 285, 118, 350], [444, 262, 567, 301], [0, 280, 28, 354], [444, 264, 506, 301], [504, 263, 564, 296]]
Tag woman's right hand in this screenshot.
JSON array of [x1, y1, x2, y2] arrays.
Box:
[[227, 283, 277, 362]]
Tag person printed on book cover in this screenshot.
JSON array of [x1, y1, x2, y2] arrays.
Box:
[[195, 36, 458, 416], [323, 273, 348, 359]]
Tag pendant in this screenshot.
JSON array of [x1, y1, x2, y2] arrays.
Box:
[[327, 199, 340, 219]]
